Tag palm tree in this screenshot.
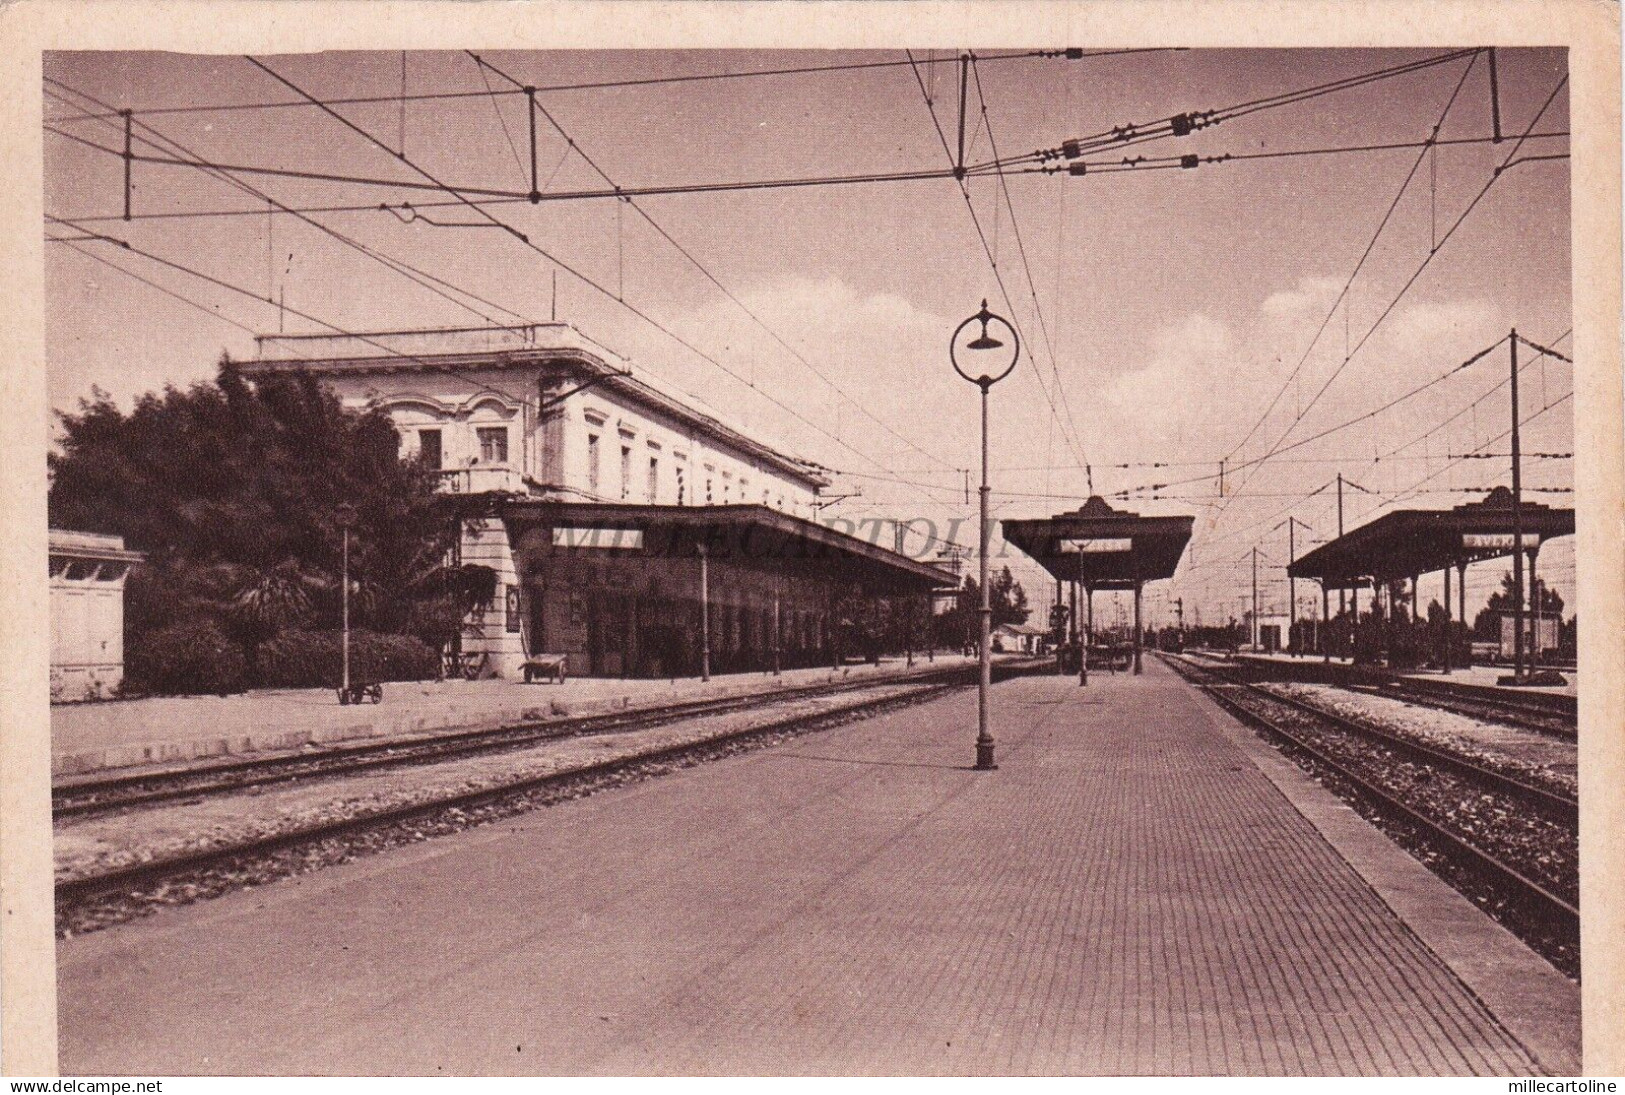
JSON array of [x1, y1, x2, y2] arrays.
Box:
[[229, 561, 316, 684]]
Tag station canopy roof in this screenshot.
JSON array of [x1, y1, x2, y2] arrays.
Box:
[[1287, 487, 1575, 590], [1001, 496, 1195, 590], [494, 500, 956, 594]]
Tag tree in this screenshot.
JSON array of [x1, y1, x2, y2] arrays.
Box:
[[1471, 569, 1565, 640], [50, 362, 458, 688], [930, 568, 1031, 650], [989, 567, 1031, 627]]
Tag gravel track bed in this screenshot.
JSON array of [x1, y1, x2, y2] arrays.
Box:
[[1165, 656, 1580, 978], [1255, 732, 1580, 981], [57, 681, 956, 937], [1219, 687, 1576, 903], [1264, 682, 1577, 795]]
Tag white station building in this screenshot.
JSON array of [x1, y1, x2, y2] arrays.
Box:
[[234, 324, 949, 680]]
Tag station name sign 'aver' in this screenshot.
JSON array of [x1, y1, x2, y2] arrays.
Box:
[[1461, 533, 1542, 550], [1060, 537, 1135, 554]]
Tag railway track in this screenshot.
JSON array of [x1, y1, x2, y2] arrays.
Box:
[[1221, 652, 1577, 740], [1162, 653, 1578, 973], [55, 661, 989, 821], [57, 664, 1028, 934], [1357, 678, 1577, 741]]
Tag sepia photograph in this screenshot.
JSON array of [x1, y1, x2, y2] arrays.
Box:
[[3, 0, 1621, 1079]]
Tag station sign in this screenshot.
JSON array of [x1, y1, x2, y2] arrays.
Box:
[[552, 526, 645, 550], [1060, 537, 1133, 554], [1461, 533, 1541, 551]]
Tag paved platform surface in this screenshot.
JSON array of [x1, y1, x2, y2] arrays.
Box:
[[1228, 651, 1578, 698], [56, 660, 1577, 1075], [50, 654, 976, 777]]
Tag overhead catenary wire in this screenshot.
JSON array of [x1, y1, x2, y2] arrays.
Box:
[[239, 53, 975, 534], [52, 49, 1162, 123], [1216, 51, 1482, 479], [970, 55, 1095, 493], [45, 79, 532, 332], [902, 51, 1094, 482], [1191, 70, 1570, 576], [43, 84, 564, 419], [468, 51, 962, 481], [1225, 72, 1568, 505]]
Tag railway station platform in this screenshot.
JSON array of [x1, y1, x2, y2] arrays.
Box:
[[55, 659, 1578, 1075], [1226, 651, 1579, 705], [49, 654, 977, 778]]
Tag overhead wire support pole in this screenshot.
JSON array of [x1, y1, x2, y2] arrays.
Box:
[[526, 86, 540, 202], [1252, 546, 1260, 651], [121, 109, 132, 221], [1288, 518, 1297, 657], [1510, 328, 1526, 682], [956, 53, 969, 177], [1488, 47, 1503, 142]]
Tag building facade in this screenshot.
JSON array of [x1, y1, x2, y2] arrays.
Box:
[[50, 530, 144, 702], [236, 325, 945, 679]]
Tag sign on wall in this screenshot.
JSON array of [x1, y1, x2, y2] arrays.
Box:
[[1462, 533, 1542, 551], [1060, 537, 1133, 554], [551, 526, 645, 550]]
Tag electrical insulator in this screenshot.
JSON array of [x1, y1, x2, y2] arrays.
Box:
[[1068, 162, 1088, 176], [1180, 154, 1199, 169], [1062, 139, 1081, 158], [1170, 113, 1195, 137]]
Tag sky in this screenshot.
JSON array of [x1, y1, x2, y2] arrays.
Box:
[[42, 46, 1574, 628]]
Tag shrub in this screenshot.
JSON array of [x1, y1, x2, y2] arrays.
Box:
[[258, 628, 437, 688], [124, 620, 248, 697]]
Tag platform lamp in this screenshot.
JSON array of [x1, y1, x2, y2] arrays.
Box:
[[335, 501, 358, 701], [951, 300, 1019, 772]]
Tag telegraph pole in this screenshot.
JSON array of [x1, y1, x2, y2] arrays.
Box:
[[1288, 519, 1298, 657], [1510, 329, 1526, 682], [1336, 474, 1346, 619], [1251, 546, 1260, 651]]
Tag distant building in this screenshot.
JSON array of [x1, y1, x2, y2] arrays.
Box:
[[991, 621, 1049, 655], [235, 325, 949, 679], [50, 530, 143, 702]]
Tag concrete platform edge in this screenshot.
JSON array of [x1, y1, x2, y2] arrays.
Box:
[[51, 661, 976, 779], [1187, 674, 1582, 1075]]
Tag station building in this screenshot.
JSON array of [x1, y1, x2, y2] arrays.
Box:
[[234, 325, 950, 679]]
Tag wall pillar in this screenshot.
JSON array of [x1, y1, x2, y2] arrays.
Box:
[[698, 543, 711, 682]]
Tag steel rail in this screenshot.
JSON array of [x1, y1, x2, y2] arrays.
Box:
[[54, 662, 986, 820], [1203, 662, 1577, 822], [1367, 678, 1576, 741], [1162, 654, 1578, 942], [57, 667, 1029, 912]]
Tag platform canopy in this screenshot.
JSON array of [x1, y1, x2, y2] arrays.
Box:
[[496, 500, 956, 594], [1287, 487, 1575, 590], [1001, 496, 1195, 590]]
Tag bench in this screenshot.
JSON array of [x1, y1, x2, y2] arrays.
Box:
[[522, 654, 568, 684]]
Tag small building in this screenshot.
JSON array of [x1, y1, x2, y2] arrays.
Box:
[[235, 325, 951, 678], [991, 621, 1049, 655], [49, 530, 144, 702]]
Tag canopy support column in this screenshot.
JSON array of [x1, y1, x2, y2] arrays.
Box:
[[1132, 580, 1143, 674], [1322, 584, 1331, 663], [1449, 562, 1462, 672], [773, 573, 782, 676], [1528, 544, 1541, 667]]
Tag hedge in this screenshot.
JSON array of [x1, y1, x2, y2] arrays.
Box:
[[124, 619, 248, 697], [258, 628, 437, 689]]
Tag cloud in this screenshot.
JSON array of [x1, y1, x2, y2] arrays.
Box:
[[611, 274, 976, 474]]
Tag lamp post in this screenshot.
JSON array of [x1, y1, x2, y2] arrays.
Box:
[[335, 501, 358, 700], [951, 300, 1019, 771]]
